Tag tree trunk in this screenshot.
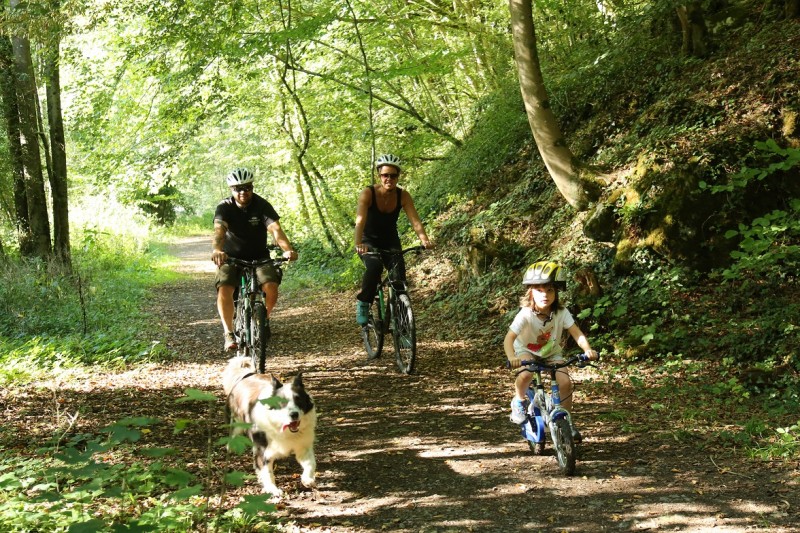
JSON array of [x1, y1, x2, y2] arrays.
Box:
[[44, 1, 71, 267], [788, 0, 800, 18], [676, 3, 709, 57], [508, 0, 590, 210], [10, 0, 52, 259], [296, 157, 344, 255], [0, 35, 33, 255]]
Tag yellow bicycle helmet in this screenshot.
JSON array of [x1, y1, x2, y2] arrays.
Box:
[[522, 261, 566, 289]]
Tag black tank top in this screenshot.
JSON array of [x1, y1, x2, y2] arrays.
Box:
[[363, 186, 402, 249]]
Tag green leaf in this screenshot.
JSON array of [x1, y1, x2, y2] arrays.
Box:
[[236, 494, 277, 516], [164, 468, 194, 487], [173, 419, 195, 433], [217, 434, 253, 454], [139, 447, 177, 457], [224, 470, 249, 486], [68, 519, 107, 533], [169, 485, 203, 501], [176, 388, 217, 403]]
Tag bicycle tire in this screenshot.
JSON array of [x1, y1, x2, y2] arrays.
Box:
[[233, 294, 249, 358], [251, 301, 269, 373], [362, 302, 384, 360], [391, 293, 416, 374], [552, 417, 576, 476]]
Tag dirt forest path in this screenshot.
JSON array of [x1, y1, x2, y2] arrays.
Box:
[[10, 236, 798, 532]]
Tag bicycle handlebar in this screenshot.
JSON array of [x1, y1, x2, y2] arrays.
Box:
[[362, 245, 426, 256], [512, 349, 600, 372], [226, 256, 289, 268]]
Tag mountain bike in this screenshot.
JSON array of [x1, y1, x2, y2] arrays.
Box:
[[360, 246, 425, 374], [515, 350, 599, 476], [227, 255, 287, 374]]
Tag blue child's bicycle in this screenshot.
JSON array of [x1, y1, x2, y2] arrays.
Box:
[[515, 350, 598, 476]]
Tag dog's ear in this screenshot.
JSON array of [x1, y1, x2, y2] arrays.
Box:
[[270, 374, 283, 389], [292, 373, 304, 389]]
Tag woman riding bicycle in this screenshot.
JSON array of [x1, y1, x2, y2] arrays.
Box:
[[211, 167, 298, 351], [505, 261, 598, 442], [354, 154, 433, 326]]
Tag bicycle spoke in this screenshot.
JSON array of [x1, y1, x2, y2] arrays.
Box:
[[392, 294, 416, 374], [552, 417, 576, 476], [251, 302, 268, 373]]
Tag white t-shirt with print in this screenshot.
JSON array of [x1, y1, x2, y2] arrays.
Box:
[[509, 306, 575, 360]]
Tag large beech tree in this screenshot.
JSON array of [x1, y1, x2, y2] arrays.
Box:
[[508, 0, 592, 210]]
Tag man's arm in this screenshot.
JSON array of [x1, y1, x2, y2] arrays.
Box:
[[267, 220, 298, 261], [211, 220, 228, 266]]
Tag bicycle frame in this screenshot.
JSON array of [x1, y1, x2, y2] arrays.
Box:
[[227, 255, 286, 373], [522, 364, 574, 442], [516, 352, 595, 475]]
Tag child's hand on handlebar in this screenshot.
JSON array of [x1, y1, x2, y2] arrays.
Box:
[[506, 355, 525, 369]]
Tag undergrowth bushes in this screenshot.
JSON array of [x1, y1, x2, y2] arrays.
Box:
[[0, 231, 176, 383]]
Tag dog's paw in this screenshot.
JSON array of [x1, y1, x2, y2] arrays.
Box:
[[263, 485, 284, 497], [301, 476, 317, 489]]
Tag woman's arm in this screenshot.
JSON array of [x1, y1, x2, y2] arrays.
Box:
[[354, 188, 371, 254], [401, 190, 432, 248]]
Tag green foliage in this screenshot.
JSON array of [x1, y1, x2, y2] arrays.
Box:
[[415, 80, 531, 215], [0, 389, 276, 531], [0, 232, 176, 384], [699, 141, 800, 281]]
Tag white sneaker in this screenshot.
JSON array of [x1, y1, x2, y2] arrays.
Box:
[[510, 398, 528, 424], [224, 333, 238, 351]]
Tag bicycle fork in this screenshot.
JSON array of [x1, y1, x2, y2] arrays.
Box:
[[547, 380, 574, 433]]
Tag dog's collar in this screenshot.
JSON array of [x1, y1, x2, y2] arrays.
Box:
[[231, 372, 257, 391]]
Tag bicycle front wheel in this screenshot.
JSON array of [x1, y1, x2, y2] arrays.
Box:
[[391, 293, 416, 374], [251, 301, 269, 373], [552, 417, 577, 476], [233, 295, 249, 357]]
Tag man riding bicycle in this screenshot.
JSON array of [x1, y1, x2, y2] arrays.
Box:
[[211, 167, 298, 351], [354, 154, 433, 326]]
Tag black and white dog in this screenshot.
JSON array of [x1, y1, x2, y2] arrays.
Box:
[[223, 356, 317, 496]]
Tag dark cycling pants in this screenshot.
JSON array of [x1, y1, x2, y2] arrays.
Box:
[[357, 251, 406, 303]]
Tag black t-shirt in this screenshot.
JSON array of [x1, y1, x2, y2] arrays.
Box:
[[214, 194, 280, 260]]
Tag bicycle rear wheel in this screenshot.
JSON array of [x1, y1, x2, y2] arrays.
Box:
[[552, 417, 576, 476], [251, 301, 269, 373], [391, 293, 416, 374], [362, 302, 384, 360]]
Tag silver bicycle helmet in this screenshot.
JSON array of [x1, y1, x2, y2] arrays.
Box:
[[375, 154, 402, 172], [226, 167, 254, 186], [522, 261, 567, 289]]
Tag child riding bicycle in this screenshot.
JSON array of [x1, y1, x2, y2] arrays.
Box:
[[504, 261, 598, 442]]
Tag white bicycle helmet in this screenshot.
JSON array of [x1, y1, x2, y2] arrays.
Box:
[[523, 261, 567, 289], [226, 167, 254, 186], [375, 154, 402, 172]]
